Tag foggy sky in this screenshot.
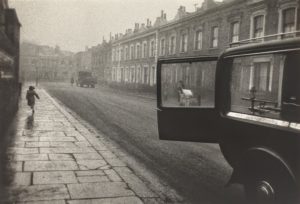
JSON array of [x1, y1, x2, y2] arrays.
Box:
[[8, 0, 214, 52]]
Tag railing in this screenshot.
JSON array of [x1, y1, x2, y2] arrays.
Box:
[[229, 30, 300, 47]]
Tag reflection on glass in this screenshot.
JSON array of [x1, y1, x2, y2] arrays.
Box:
[[230, 54, 285, 119], [161, 61, 216, 107]]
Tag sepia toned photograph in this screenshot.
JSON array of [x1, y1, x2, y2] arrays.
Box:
[[0, 0, 299, 203]]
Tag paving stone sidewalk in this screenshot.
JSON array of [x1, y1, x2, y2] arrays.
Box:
[[2, 89, 160, 204]]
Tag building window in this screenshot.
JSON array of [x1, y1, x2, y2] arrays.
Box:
[[253, 62, 270, 92], [142, 42, 147, 58], [125, 46, 128, 60], [136, 43, 141, 59], [116, 49, 119, 61], [160, 38, 166, 56], [130, 45, 134, 60], [180, 33, 188, 52], [253, 15, 264, 38], [150, 40, 155, 57], [120, 48, 124, 61], [141, 67, 144, 83], [136, 66, 140, 83], [169, 35, 176, 54], [282, 7, 296, 33], [112, 49, 115, 61], [195, 30, 203, 50], [150, 66, 156, 85], [211, 27, 218, 48], [231, 22, 240, 43], [144, 66, 148, 84]]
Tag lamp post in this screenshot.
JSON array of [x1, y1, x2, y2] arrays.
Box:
[[33, 58, 39, 87], [35, 65, 38, 86]]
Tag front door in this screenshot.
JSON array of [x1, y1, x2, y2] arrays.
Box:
[[157, 57, 219, 143]]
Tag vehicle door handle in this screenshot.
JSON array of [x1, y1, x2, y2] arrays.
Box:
[[282, 102, 300, 107], [156, 108, 162, 111]]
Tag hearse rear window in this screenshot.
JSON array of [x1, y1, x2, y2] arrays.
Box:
[[161, 61, 216, 107], [228, 51, 300, 126]]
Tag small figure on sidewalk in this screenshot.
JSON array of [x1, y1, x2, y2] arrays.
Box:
[[70, 76, 74, 86], [26, 86, 40, 115], [177, 80, 185, 104]]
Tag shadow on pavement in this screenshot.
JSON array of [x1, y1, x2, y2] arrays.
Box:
[[25, 115, 34, 130]]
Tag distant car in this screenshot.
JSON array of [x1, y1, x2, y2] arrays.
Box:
[[76, 71, 97, 88]]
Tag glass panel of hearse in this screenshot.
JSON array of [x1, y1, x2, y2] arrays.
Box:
[[161, 61, 216, 108], [227, 52, 300, 129]]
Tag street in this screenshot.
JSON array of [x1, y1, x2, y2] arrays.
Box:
[[44, 83, 245, 204]]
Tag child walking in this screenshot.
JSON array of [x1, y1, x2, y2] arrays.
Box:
[[26, 86, 40, 114]]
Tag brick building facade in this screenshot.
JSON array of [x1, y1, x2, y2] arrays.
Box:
[[74, 47, 92, 73], [91, 41, 112, 84], [108, 0, 299, 92]]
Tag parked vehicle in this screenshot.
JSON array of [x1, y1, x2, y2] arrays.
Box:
[[76, 71, 97, 88], [156, 34, 300, 204]]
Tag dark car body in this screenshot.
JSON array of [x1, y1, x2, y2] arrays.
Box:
[[76, 71, 97, 88], [157, 38, 300, 203]]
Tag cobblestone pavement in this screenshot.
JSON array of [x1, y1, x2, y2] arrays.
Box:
[[2, 89, 161, 204]]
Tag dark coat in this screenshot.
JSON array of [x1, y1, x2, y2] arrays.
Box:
[[26, 90, 39, 106]]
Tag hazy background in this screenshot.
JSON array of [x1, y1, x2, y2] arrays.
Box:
[[8, 0, 220, 52]]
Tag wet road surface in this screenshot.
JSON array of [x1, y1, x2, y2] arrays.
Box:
[[44, 83, 245, 204]]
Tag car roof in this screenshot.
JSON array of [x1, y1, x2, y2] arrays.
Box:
[[221, 38, 300, 58]]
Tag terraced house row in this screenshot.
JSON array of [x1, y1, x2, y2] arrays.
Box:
[[108, 0, 299, 92]]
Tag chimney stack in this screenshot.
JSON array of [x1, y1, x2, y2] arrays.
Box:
[[201, 0, 217, 10], [161, 10, 164, 18], [164, 13, 167, 20], [134, 23, 140, 32]]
